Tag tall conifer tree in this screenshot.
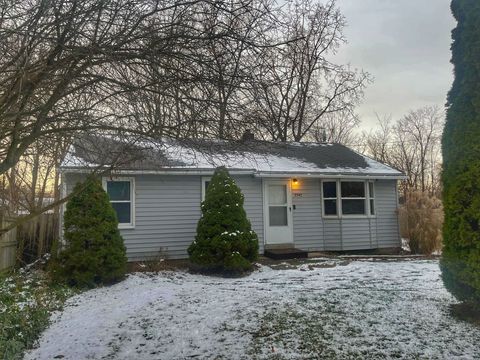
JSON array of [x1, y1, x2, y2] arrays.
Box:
[[441, 0, 480, 305]]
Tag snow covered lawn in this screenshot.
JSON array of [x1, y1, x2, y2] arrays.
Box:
[[26, 259, 480, 359]]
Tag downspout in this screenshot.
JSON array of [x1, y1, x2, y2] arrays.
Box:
[[395, 180, 401, 248]]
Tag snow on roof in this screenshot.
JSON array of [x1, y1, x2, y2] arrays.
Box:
[[60, 135, 404, 178]]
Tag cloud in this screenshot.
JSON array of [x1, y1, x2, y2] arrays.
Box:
[[332, 0, 455, 128]]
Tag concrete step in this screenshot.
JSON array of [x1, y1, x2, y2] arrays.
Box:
[[264, 248, 308, 260]]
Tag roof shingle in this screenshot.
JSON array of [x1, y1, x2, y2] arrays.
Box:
[[61, 134, 403, 177]]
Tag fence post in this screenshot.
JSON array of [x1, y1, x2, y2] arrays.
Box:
[[37, 216, 47, 258], [0, 215, 17, 271]]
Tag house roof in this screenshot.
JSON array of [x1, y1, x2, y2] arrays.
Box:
[[60, 134, 404, 178]]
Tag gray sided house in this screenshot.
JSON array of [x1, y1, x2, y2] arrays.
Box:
[[59, 134, 405, 260]]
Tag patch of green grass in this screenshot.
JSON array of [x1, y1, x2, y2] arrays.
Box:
[[248, 300, 339, 359], [0, 268, 76, 360], [248, 294, 423, 360]]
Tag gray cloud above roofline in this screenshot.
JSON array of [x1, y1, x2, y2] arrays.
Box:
[[332, 0, 455, 129]]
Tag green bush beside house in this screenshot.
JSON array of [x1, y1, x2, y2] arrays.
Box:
[[51, 176, 127, 287], [188, 167, 259, 273]]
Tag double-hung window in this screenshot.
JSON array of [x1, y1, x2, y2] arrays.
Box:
[[341, 181, 366, 215], [104, 178, 135, 228], [322, 180, 375, 217]]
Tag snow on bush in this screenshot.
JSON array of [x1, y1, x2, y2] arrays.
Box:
[[188, 167, 258, 273]]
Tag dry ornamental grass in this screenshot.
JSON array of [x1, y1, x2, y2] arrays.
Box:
[[399, 191, 444, 255]]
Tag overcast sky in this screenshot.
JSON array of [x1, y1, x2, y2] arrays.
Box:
[[333, 0, 455, 130]]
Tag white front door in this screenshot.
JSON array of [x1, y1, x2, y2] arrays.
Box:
[[264, 180, 293, 245]]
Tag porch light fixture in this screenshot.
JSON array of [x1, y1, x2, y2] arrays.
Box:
[[291, 178, 300, 190]]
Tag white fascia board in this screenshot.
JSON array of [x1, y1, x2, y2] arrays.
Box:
[[58, 167, 257, 176], [254, 172, 407, 180], [59, 167, 406, 180]]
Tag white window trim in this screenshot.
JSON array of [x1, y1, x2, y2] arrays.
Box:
[[368, 181, 375, 216], [321, 179, 376, 219], [102, 176, 135, 229], [201, 176, 212, 201]]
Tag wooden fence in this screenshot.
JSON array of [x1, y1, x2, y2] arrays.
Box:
[[0, 213, 58, 270], [0, 216, 17, 271], [17, 214, 58, 265]]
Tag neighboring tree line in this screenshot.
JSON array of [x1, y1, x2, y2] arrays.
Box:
[[361, 105, 444, 199]]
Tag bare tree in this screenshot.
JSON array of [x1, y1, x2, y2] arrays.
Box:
[[246, 0, 369, 142], [0, 0, 276, 178], [1, 0, 148, 175], [0, 0, 284, 240], [396, 106, 444, 193], [360, 113, 393, 162], [201, 0, 274, 139], [0, 0, 372, 237], [309, 111, 360, 145], [362, 105, 444, 197]]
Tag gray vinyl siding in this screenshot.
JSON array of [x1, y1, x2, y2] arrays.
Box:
[[234, 176, 265, 254], [65, 173, 87, 193], [292, 178, 323, 250], [374, 180, 401, 248], [323, 220, 342, 251], [63, 173, 263, 260], [340, 218, 377, 250], [123, 175, 201, 260], [62, 173, 399, 260]]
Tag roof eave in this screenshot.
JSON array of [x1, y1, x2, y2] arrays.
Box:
[[254, 171, 407, 180], [59, 166, 406, 180], [58, 166, 256, 176]]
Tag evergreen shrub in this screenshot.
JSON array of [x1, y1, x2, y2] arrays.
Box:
[[188, 167, 259, 274], [51, 176, 127, 287]]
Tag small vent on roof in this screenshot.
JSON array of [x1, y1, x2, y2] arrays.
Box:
[[241, 129, 255, 141]]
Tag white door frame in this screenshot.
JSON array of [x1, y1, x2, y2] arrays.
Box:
[[263, 179, 294, 246]]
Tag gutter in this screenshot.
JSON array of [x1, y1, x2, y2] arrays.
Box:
[[58, 167, 256, 176], [255, 172, 407, 180], [59, 166, 406, 180]]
